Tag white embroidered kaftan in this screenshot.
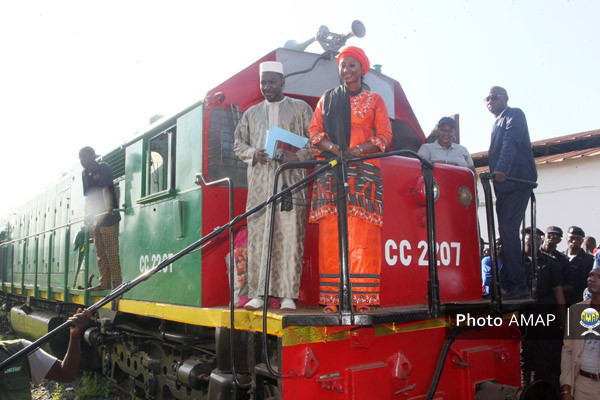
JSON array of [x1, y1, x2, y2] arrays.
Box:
[[234, 96, 313, 299]]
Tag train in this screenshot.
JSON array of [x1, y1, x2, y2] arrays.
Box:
[[1, 23, 542, 400]]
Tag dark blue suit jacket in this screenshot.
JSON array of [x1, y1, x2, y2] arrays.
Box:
[[489, 107, 537, 193]]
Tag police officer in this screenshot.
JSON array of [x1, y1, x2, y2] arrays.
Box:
[[563, 226, 595, 306]]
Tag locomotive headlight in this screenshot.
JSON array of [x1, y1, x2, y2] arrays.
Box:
[[458, 186, 473, 207], [409, 176, 440, 206]]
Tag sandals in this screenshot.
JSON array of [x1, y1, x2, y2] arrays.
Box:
[[355, 305, 371, 314], [323, 305, 375, 314], [323, 305, 338, 314]]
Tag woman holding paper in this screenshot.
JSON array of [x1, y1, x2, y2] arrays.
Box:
[[308, 46, 393, 314]]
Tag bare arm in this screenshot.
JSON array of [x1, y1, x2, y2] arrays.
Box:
[[44, 309, 91, 383]]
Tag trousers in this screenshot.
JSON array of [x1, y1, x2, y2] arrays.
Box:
[[495, 187, 531, 288], [93, 223, 122, 289]]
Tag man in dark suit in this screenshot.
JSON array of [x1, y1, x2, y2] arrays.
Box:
[[486, 86, 537, 299], [563, 226, 595, 306]]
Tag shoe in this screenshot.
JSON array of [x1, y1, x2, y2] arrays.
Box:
[[503, 285, 530, 300], [280, 298, 296, 310], [244, 298, 264, 310], [323, 305, 338, 314], [238, 296, 250, 308], [355, 305, 371, 313]]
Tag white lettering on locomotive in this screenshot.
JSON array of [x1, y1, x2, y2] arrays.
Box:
[[385, 239, 461, 267], [139, 253, 174, 273]]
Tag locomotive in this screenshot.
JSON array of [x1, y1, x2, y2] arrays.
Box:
[[1, 23, 538, 400]]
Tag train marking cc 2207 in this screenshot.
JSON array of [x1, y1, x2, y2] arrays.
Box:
[[384, 240, 461, 267]]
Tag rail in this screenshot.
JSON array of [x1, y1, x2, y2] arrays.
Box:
[[259, 149, 438, 378], [479, 172, 538, 311], [195, 173, 251, 392], [0, 160, 337, 374], [0, 210, 122, 304]]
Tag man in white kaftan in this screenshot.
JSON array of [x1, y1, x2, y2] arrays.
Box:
[[233, 61, 313, 310]]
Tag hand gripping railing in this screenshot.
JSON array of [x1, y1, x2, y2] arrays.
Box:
[[479, 172, 538, 311]]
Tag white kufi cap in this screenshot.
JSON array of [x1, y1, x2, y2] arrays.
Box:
[[259, 61, 283, 75]]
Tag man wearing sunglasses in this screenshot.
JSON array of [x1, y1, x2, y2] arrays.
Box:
[[486, 86, 537, 299]]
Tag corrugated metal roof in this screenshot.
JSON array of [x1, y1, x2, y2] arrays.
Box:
[[471, 128, 600, 165], [534, 147, 600, 164], [530, 128, 600, 147], [475, 146, 600, 173]]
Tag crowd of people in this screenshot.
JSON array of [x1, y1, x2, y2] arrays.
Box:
[[2, 44, 599, 398], [481, 225, 600, 398]]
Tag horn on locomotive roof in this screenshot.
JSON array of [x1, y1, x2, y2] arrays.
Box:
[[284, 20, 366, 52]]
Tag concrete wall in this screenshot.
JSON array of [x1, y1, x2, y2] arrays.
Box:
[[476, 155, 600, 253]]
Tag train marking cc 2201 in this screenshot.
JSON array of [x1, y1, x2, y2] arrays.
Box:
[[139, 253, 175, 273], [385, 240, 461, 267]]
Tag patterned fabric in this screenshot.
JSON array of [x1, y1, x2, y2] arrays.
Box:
[[309, 87, 392, 306], [233, 96, 313, 299], [318, 215, 381, 305], [310, 161, 384, 226], [93, 223, 122, 289]]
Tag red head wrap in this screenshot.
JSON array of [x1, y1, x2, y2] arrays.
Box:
[[337, 46, 370, 77]]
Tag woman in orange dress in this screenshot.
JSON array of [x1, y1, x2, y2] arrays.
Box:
[[309, 46, 393, 313]]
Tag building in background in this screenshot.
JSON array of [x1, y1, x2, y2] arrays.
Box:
[[472, 129, 600, 253]]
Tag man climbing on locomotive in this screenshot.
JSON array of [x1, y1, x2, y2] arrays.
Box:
[[78, 146, 122, 291]]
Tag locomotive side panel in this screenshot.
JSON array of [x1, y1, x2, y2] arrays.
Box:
[[381, 158, 481, 305], [120, 107, 204, 306]]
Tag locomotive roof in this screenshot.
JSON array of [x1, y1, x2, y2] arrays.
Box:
[[123, 47, 424, 150]]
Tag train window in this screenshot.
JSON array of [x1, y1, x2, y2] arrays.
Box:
[[144, 127, 176, 197], [207, 106, 247, 187]]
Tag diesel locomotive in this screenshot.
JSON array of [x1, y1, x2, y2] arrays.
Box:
[[1, 23, 540, 400]]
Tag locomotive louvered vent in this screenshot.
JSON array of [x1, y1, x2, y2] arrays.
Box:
[[100, 147, 126, 180], [207, 106, 247, 187]]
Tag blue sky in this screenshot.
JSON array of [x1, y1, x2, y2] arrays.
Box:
[[1, 0, 598, 214]]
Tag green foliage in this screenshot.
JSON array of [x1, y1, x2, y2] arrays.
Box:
[[75, 371, 111, 399], [51, 383, 67, 400]]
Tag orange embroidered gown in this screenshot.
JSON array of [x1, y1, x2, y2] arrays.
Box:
[[309, 89, 393, 306]]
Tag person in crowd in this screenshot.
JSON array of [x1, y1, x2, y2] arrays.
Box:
[[563, 226, 595, 306], [485, 86, 537, 299], [583, 236, 596, 256], [520, 227, 565, 391], [417, 116, 477, 180], [308, 46, 392, 314], [79, 146, 122, 291], [0, 309, 91, 399], [560, 266, 600, 400], [542, 226, 571, 281], [482, 237, 503, 296], [233, 61, 313, 311]]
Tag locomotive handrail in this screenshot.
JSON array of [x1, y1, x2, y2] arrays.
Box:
[[0, 209, 122, 247], [0, 160, 338, 374], [0, 219, 84, 246], [257, 149, 441, 379], [195, 173, 251, 391], [479, 173, 538, 311]]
